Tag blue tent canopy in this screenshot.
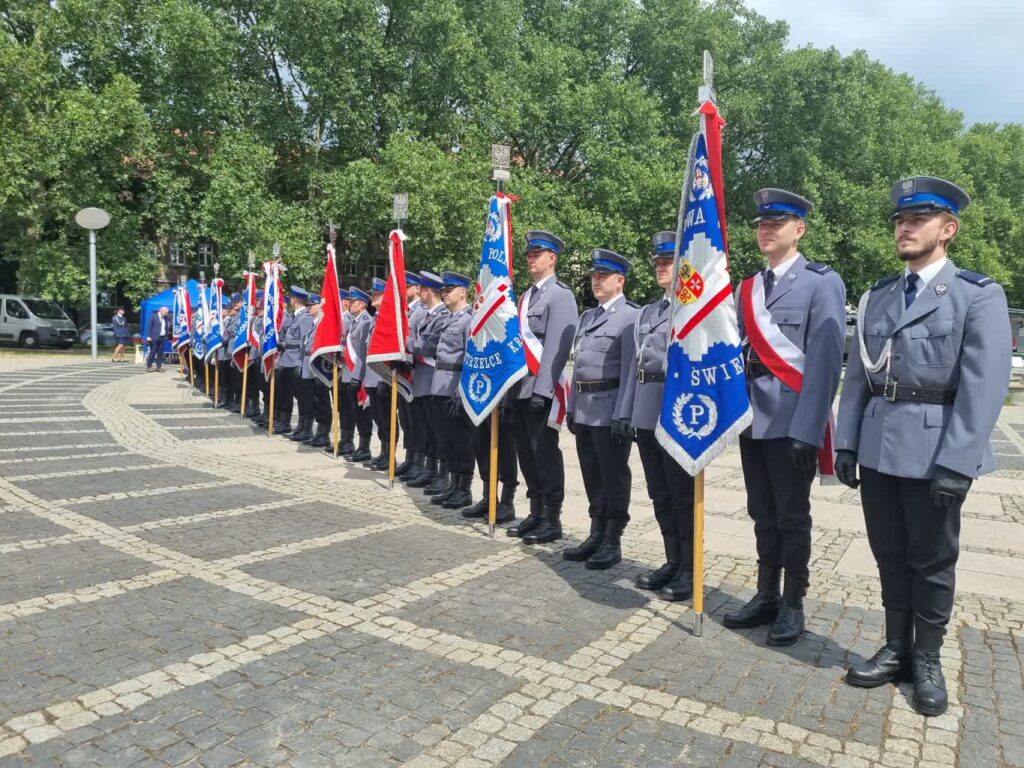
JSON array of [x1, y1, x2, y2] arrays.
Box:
[[140, 279, 214, 353]]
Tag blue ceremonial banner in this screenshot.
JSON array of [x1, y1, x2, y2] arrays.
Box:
[[204, 279, 224, 362], [261, 262, 281, 379], [459, 194, 528, 425], [656, 126, 751, 475], [173, 287, 191, 351]]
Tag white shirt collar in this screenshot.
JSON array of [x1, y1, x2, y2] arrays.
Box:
[[294, 306, 307, 316], [599, 293, 624, 312], [905, 256, 948, 295], [533, 274, 556, 291], [768, 252, 801, 280]]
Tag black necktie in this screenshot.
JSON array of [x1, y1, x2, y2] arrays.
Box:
[[661, 298, 669, 313], [905, 273, 919, 309], [589, 306, 605, 329], [764, 269, 775, 299], [529, 285, 539, 302]]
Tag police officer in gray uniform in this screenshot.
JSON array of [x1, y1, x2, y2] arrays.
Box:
[[562, 249, 639, 569], [615, 231, 697, 598], [359, 279, 391, 470], [290, 292, 321, 443], [429, 271, 476, 509], [727, 189, 846, 647], [345, 288, 374, 462], [406, 272, 449, 488], [509, 231, 579, 544], [276, 286, 308, 435], [836, 177, 1010, 716], [218, 295, 239, 408]]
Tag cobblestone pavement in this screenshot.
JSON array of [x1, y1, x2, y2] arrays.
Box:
[[0, 359, 1023, 767]]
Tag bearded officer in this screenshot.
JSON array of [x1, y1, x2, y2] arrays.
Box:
[[615, 231, 697, 598], [405, 272, 448, 488], [836, 177, 1010, 716], [726, 189, 846, 647], [428, 272, 476, 509], [509, 231, 579, 544], [561, 249, 640, 569]]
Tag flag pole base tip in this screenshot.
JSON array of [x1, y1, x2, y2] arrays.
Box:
[[488, 524, 495, 539], [693, 612, 704, 637]]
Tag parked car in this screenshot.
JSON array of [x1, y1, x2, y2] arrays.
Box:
[[79, 323, 141, 347], [0, 294, 79, 349]]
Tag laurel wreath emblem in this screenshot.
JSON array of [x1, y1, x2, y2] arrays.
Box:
[[672, 393, 717, 438], [468, 372, 493, 404]]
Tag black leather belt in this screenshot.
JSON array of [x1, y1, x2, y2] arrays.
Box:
[[636, 369, 665, 383], [436, 361, 463, 372], [746, 360, 773, 378], [574, 379, 618, 393], [871, 382, 957, 405]]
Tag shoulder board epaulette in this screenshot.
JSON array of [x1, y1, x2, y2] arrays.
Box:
[[625, 300, 639, 308], [872, 275, 899, 291], [804, 262, 832, 275], [957, 270, 995, 287], [555, 280, 571, 291]]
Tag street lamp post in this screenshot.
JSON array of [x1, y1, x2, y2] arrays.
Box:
[[74, 207, 111, 360]]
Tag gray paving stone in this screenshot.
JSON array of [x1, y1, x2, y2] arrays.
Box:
[[0, 452, 152, 480], [397, 550, 649, 661], [0, 577, 304, 721], [76, 483, 280, 526], [0, 508, 73, 543], [12, 466, 219, 502], [240, 523, 501, 603], [135, 502, 380, 559], [0, 538, 154, 604]]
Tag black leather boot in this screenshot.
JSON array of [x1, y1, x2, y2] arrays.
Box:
[[723, 565, 781, 629], [766, 573, 806, 647], [401, 453, 426, 484], [368, 452, 389, 471], [425, 463, 450, 495], [846, 609, 913, 688], [636, 535, 680, 591], [429, 471, 455, 504], [442, 473, 473, 509], [461, 496, 488, 519], [563, 516, 605, 562], [276, 414, 293, 435], [911, 621, 948, 716], [244, 402, 260, 418], [660, 566, 694, 601], [340, 429, 355, 457], [347, 433, 371, 462], [507, 496, 543, 538], [585, 519, 624, 570], [289, 417, 311, 441], [495, 483, 516, 523], [306, 423, 328, 446], [407, 458, 437, 488], [397, 451, 419, 479], [522, 505, 562, 545]]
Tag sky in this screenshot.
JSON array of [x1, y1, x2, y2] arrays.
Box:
[[744, 0, 1024, 125]]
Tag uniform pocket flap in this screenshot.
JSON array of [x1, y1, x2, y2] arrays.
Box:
[[911, 320, 953, 338], [772, 310, 803, 326]]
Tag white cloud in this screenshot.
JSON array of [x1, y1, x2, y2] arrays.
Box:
[[744, 0, 1024, 125]]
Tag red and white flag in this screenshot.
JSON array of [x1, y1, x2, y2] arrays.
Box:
[[310, 244, 345, 387], [367, 230, 413, 401], [519, 290, 569, 429]]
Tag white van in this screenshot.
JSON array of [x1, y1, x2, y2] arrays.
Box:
[[0, 294, 78, 349]]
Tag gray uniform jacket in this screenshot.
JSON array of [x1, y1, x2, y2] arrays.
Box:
[[409, 303, 449, 397], [566, 296, 639, 427], [615, 296, 672, 432], [355, 315, 377, 387], [280, 309, 309, 369], [300, 314, 319, 380], [346, 312, 372, 383], [516, 278, 579, 401], [341, 311, 355, 383], [431, 305, 473, 398], [836, 260, 1010, 479], [250, 315, 263, 364], [735, 255, 847, 447], [217, 313, 237, 362]]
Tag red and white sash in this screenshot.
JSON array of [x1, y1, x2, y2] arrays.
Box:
[[740, 273, 837, 483], [519, 286, 568, 429]]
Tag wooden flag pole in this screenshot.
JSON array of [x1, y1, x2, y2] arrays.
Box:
[[187, 349, 195, 387], [268, 367, 276, 437], [240, 358, 249, 420], [693, 470, 706, 636], [204, 361, 210, 398], [214, 363, 220, 408], [487, 408, 499, 538], [388, 371, 399, 489], [332, 363, 340, 457]]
